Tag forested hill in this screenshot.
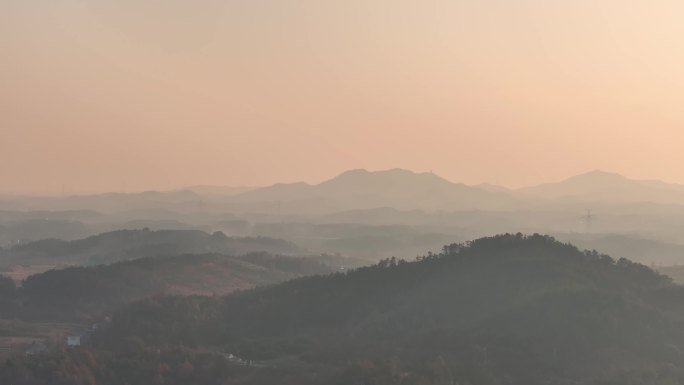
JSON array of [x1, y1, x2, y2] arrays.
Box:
[[70, 233, 684, 385], [0, 252, 354, 322], [1, 228, 303, 268]]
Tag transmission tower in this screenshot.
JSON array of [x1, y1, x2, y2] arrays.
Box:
[[581, 209, 595, 234]]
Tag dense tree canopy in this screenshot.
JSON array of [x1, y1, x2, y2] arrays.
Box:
[[3, 234, 684, 384], [0, 252, 344, 321]]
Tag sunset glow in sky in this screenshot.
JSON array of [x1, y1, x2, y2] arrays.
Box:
[[3, 1, 684, 193]]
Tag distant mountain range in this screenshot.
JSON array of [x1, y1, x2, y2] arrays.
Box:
[[518, 170, 684, 204], [6, 168, 684, 214], [228, 168, 519, 212], [221, 168, 684, 212]]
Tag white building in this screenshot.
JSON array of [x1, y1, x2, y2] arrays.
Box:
[[66, 336, 81, 347]]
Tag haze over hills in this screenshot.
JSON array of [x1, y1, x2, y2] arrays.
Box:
[[6, 168, 684, 265], [1, 252, 354, 322], [555, 233, 684, 267], [7, 168, 684, 263], [0, 190, 205, 213], [0, 229, 304, 277], [7, 168, 684, 213], [7, 234, 680, 385], [9, 0, 684, 382], [199, 168, 684, 213], [6, 168, 684, 382]]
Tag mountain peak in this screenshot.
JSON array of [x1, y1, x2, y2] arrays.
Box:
[[233, 168, 518, 211], [323, 168, 449, 185], [565, 169, 628, 182], [518, 169, 684, 204]]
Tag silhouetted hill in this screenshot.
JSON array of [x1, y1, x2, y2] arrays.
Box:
[[6, 252, 350, 321], [72, 234, 684, 385], [519, 170, 684, 204], [0, 229, 304, 269], [475, 182, 511, 193], [231, 168, 519, 212]]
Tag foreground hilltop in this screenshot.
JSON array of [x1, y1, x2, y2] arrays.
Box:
[[7, 234, 684, 385]]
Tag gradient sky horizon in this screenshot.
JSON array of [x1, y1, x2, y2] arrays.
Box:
[[3, 1, 684, 194]]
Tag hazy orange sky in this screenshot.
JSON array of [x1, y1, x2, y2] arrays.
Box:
[[3, 1, 684, 194]]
